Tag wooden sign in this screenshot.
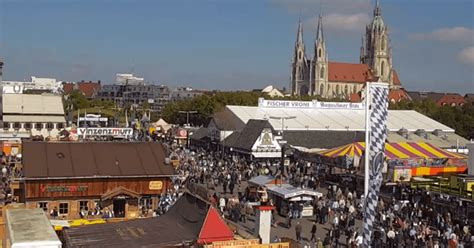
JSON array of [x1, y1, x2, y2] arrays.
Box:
[[148, 181, 163, 190]]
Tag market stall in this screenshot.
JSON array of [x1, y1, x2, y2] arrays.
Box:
[[266, 184, 322, 217], [298, 142, 467, 182]]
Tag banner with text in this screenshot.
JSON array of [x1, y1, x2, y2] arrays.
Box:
[[77, 128, 133, 137], [257, 98, 364, 110]]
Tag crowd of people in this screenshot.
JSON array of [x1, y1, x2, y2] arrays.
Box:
[[168, 142, 474, 248]]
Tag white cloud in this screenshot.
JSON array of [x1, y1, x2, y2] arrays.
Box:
[[411, 27, 474, 43], [458, 46, 474, 64], [306, 13, 370, 33]]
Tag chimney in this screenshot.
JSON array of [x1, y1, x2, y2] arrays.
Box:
[[254, 205, 274, 244], [468, 143, 474, 176]]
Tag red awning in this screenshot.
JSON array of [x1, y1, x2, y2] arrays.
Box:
[[197, 206, 234, 244]]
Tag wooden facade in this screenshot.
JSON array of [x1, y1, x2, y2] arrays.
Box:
[[21, 177, 172, 220]]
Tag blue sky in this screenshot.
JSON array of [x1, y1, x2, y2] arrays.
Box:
[[1, 0, 473, 93]]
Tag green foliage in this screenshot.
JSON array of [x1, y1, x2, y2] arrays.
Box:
[[390, 100, 474, 139], [161, 91, 349, 126]]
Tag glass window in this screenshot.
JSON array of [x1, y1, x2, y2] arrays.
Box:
[[13, 122, 21, 129], [79, 201, 88, 211], [46, 123, 54, 130], [59, 202, 69, 214], [57, 123, 64, 129], [34, 123, 42, 130], [24, 123, 32, 129], [3, 122, 10, 129], [38, 202, 48, 212]]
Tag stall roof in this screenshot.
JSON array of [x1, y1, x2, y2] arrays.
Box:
[[62, 192, 233, 247], [248, 175, 280, 187], [225, 105, 455, 132], [6, 208, 61, 247], [22, 141, 175, 179], [267, 184, 323, 199], [318, 142, 466, 160]]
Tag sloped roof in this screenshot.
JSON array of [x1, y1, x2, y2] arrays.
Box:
[[388, 89, 411, 102], [211, 110, 244, 131], [77, 82, 101, 98], [393, 70, 401, 85], [437, 94, 465, 106], [226, 105, 454, 132], [62, 192, 210, 247], [190, 127, 209, 141], [284, 130, 365, 149], [197, 207, 234, 244], [22, 141, 175, 179], [229, 119, 274, 151], [2, 94, 64, 115], [328, 62, 373, 83]]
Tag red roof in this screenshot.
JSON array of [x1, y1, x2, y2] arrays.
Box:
[[437, 94, 466, 106], [393, 70, 401, 85], [197, 206, 234, 244], [328, 62, 373, 83], [62, 83, 75, 94], [349, 93, 361, 102], [388, 89, 410, 102], [77, 82, 101, 98]]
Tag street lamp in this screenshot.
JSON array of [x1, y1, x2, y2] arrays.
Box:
[[269, 116, 296, 178], [178, 110, 198, 126]]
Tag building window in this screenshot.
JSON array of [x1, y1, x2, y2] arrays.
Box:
[[59, 203, 69, 215], [46, 123, 54, 130], [79, 200, 88, 211], [13, 122, 21, 130], [3, 122, 10, 130], [318, 48, 322, 58], [38, 202, 48, 212], [298, 51, 302, 60], [381, 61, 385, 76], [319, 84, 324, 95], [34, 123, 42, 130], [57, 123, 64, 129], [345, 85, 349, 96], [24, 123, 32, 130], [336, 85, 340, 95], [320, 67, 325, 79]]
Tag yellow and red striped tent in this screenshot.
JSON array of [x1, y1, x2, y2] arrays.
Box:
[[318, 142, 465, 160]]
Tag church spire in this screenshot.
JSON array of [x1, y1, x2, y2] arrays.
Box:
[[296, 17, 304, 44], [316, 13, 324, 42], [374, 0, 381, 17]]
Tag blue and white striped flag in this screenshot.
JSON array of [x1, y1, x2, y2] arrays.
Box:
[[362, 83, 389, 248]]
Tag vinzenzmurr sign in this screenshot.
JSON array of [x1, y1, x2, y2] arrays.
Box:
[[77, 128, 133, 137]]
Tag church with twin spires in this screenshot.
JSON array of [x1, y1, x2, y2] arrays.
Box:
[[290, 1, 402, 99]]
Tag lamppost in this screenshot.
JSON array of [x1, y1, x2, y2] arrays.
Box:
[[178, 110, 197, 148], [178, 110, 197, 126], [269, 116, 296, 177]]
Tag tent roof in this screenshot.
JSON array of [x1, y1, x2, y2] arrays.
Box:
[[318, 142, 466, 160], [197, 207, 234, 244]]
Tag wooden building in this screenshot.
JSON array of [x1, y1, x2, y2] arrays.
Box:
[[19, 141, 175, 220]]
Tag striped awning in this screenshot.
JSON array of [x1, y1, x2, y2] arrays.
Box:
[[318, 142, 465, 160]]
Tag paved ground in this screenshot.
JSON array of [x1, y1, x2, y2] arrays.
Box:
[[199, 180, 363, 247]]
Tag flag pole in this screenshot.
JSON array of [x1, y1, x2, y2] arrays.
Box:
[[364, 82, 371, 198]]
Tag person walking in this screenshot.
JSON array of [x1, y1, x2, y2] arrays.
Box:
[[295, 221, 302, 242], [310, 221, 317, 242]]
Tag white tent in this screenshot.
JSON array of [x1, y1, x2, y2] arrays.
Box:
[[152, 118, 172, 132]]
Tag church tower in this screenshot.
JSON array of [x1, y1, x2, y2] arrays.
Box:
[[312, 14, 328, 97], [290, 18, 310, 96], [361, 0, 393, 85]]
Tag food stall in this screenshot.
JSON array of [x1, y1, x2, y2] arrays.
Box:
[[266, 184, 322, 217]]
